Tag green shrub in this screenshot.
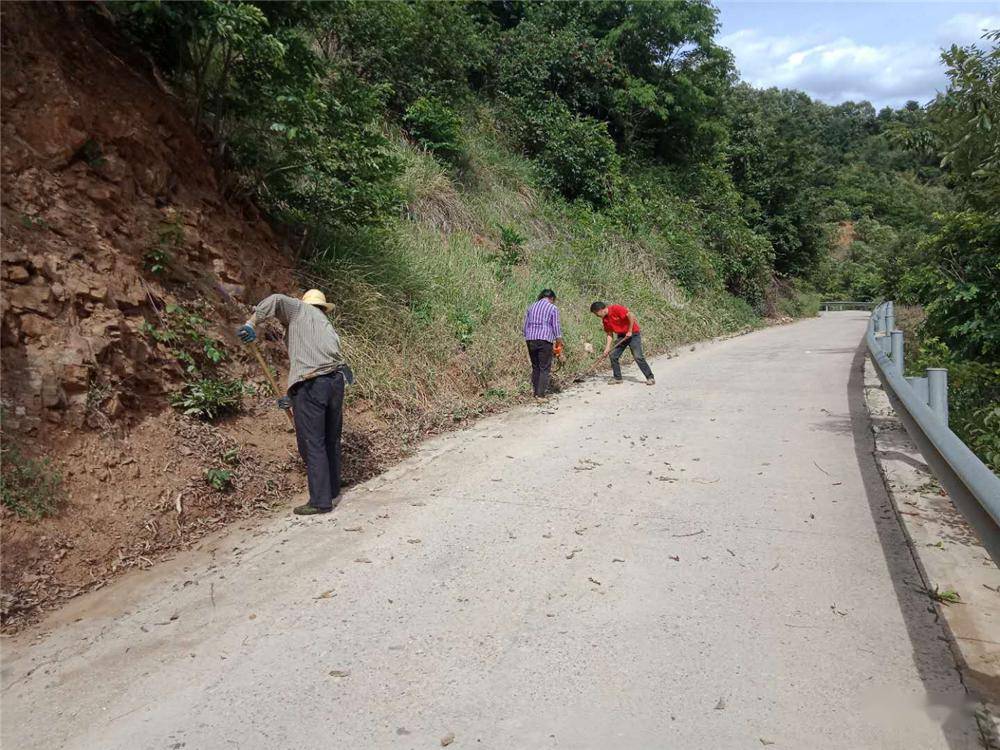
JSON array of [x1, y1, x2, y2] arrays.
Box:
[[907, 335, 1000, 473], [205, 467, 234, 491], [1, 443, 63, 519], [775, 279, 821, 318], [535, 107, 621, 206], [114, 1, 401, 234], [142, 303, 226, 376], [171, 378, 246, 420], [490, 225, 525, 278], [143, 218, 184, 275], [906, 209, 1000, 361], [966, 405, 1000, 472], [404, 97, 464, 163]]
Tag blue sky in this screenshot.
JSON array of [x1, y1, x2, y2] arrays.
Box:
[[715, 1, 1000, 108]]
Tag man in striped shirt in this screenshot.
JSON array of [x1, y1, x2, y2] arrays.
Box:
[[237, 289, 350, 515], [523, 289, 564, 399]]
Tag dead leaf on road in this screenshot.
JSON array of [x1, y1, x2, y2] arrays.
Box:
[[314, 590, 335, 599], [715, 697, 726, 710], [588, 576, 602, 586], [355, 557, 372, 564], [441, 732, 456, 746], [566, 548, 582, 560]]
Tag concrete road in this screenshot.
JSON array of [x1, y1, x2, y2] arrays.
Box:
[[1, 313, 980, 749]]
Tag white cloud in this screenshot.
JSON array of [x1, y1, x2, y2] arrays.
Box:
[[937, 12, 1000, 45], [719, 12, 999, 108]]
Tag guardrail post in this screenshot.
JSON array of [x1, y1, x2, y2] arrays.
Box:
[[885, 303, 895, 335], [890, 330, 904, 376], [927, 368, 949, 426]]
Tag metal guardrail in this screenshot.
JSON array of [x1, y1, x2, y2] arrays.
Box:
[[821, 300, 877, 311], [867, 301, 1000, 564]]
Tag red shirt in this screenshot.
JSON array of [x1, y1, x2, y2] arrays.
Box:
[[602, 304, 640, 335]]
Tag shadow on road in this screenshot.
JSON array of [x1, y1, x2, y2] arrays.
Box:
[[845, 339, 979, 748]]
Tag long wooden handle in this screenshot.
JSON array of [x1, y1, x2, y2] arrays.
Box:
[[250, 342, 295, 428]]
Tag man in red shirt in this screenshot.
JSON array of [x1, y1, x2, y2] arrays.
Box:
[[590, 301, 655, 385]]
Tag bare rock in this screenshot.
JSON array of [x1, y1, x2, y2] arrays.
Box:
[[5, 265, 30, 283], [40, 376, 65, 409], [19, 313, 49, 340], [6, 281, 51, 314]]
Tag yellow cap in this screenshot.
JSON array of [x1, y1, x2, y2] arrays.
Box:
[[301, 289, 334, 311]]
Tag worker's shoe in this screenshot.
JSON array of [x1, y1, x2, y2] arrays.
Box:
[[607, 378, 622, 385], [646, 378, 655, 386], [293, 504, 332, 516]]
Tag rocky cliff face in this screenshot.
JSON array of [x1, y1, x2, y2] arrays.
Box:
[[1, 4, 296, 430], [0, 4, 326, 627]]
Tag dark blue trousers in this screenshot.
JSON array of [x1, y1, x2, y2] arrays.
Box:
[[291, 372, 344, 509]]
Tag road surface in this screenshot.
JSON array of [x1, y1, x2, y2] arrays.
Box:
[[1, 312, 980, 749]]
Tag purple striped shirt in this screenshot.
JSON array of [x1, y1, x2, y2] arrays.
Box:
[[523, 298, 562, 342]]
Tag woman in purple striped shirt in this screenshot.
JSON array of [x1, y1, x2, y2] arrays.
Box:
[[523, 289, 564, 399]]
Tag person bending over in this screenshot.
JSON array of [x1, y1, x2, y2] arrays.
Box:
[[590, 301, 654, 386], [238, 289, 352, 515]]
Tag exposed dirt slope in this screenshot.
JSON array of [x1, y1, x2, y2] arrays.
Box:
[[0, 4, 391, 628]]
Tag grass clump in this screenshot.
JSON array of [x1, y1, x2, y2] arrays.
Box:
[[1, 443, 63, 519], [171, 378, 245, 421]]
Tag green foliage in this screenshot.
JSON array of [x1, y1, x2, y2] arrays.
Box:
[[536, 107, 621, 205], [933, 30, 1000, 210], [108, 2, 993, 454], [774, 279, 821, 318], [905, 210, 1000, 360], [1, 443, 63, 519], [79, 138, 106, 168], [115, 0, 400, 234], [727, 86, 829, 276], [144, 218, 184, 275], [205, 467, 234, 491], [171, 378, 246, 420], [18, 214, 50, 231], [318, 0, 487, 109], [490, 225, 525, 278], [142, 303, 227, 376], [926, 586, 961, 605], [966, 404, 1000, 472], [404, 97, 464, 163], [907, 335, 1000, 474], [492, 2, 733, 161], [144, 247, 170, 275]]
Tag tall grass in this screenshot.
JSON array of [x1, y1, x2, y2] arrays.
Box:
[[302, 117, 760, 440]]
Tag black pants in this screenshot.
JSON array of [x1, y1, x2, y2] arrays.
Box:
[[610, 332, 654, 381], [526, 339, 554, 397], [290, 371, 344, 509]]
